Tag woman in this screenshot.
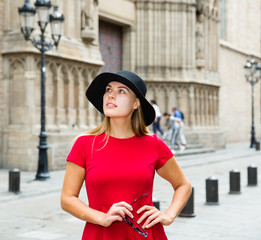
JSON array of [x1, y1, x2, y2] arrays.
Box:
[[61, 70, 191, 239]]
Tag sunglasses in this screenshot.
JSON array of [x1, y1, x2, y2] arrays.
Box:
[[123, 193, 149, 238]]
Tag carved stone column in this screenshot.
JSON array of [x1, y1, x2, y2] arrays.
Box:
[[204, 88, 209, 126], [209, 89, 212, 126], [87, 70, 97, 129], [135, 0, 196, 79], [189, 85, 195, 128], [214, 89, 219, 126], [55, 65, 63, 129]]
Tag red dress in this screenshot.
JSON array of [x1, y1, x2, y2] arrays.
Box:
[[67, 133, 173, 240]]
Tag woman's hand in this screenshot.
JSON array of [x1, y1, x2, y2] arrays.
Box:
[[136, 205, 173, 229], [101, 202, 134, 227]]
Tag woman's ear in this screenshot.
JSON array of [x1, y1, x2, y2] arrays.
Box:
[[134, 98, 140, 109]]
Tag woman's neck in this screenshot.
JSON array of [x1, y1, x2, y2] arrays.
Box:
[[109, 118, 134, 138]]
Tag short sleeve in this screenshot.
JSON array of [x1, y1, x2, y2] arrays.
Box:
[[155, 136, 173, 170], [67, 136, 86, 168]]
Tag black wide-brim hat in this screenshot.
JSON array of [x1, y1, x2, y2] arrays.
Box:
[[86, 70, 155, 126]]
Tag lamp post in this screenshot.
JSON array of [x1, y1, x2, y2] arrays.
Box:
[[244, 56, 261, 148], [18, 0, 64, 180]]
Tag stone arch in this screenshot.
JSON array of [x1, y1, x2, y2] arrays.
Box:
[[146, 82, 156, 104], [194, 85, 200, 126], [46, 62, 58, 129], [61, 65, 70, 126], [89, 68, 101, 125], [61, 65, 69, 109], [71, 66, 78, 109], [46, 62, 57, 108], [8, 58, 27, 125], [76, 67, 86, 127], [9, 58, 25, 77], [178, 84, 189, 124], [156, 84, 167, 113]]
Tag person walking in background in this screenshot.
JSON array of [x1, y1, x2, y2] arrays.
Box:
[[171, 107, 186, 152], [172, 107, 183, 120], [61, 70, 191, 239], [150, 100, 164, 136], [163, 112, 182, 152]]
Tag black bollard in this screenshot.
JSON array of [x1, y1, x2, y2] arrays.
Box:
[[229, 169, 241, 194], [206, 177, 219, 205], [179, 187, 196, 217], [255, 141, 260, 151], [153, 198, 160, 210], [247, 165, 258, 186], [9, 168, 20, 193]]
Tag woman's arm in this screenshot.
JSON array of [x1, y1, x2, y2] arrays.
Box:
[[61, 161, 133, 227], [137, 157, 191, 228], [61, 161, 105, 225], [157, 156, 191, 222]]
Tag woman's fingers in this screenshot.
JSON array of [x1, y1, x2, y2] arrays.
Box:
[[142, 211, 161, 228], [144, 216, 162, 228], [136, 205, 165, 228], [113, 202, 133, 212], [103, 201, 134, 227], [137, 205, 157, 223], [111, 202, 133, 218]]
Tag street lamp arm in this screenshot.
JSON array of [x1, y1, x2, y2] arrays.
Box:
[[31, 38, 54, 52], [245, 75, 251, 83], [254, 77, 260, 85]]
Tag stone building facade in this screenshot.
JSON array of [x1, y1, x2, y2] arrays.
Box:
[[0, 0, 260, 171], [219, 0, 261, 142]]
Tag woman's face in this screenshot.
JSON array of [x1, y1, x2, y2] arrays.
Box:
[[103, 81, 140, 120]]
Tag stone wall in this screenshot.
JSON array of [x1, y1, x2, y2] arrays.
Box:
[[225, 0, 261, 54], [0, 0, 104, 170], [218, 0, 261, 143], [219, 41, 261, 142], [0, 0, 3, 167], [3, 0, 259, 170]]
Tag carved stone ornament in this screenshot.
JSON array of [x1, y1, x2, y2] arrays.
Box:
[[81, 0, 99, 43], [196, 0, 205, 68]]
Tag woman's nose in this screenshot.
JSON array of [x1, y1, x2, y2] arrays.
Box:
[[108, 90, 116, 99]]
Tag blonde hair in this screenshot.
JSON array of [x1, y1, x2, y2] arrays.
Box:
[[82, 106, 150, 149], [88, 107, 149, 135]]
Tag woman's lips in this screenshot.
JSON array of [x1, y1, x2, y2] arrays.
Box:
[[106, 102, 117, 108]]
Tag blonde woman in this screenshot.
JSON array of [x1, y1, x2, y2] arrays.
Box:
[[61, 71, 191, 239]]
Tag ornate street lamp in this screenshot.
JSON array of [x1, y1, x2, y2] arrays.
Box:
[[18, 0, 64, 180], [244, 56, 261, 148]]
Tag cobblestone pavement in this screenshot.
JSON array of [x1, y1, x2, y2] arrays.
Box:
[[0, 141, 260, 240]]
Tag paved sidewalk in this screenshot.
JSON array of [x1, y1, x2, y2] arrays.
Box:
[[0, 141, 260, 239]]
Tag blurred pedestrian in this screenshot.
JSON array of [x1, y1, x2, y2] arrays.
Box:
[[163, 112, 181, 152], [172, 107, 186, 152], [61, 70, 191, 239], [150, 100, 164, 136]]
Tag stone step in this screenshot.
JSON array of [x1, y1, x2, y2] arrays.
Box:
[[185, 143, 204, 149], [164, 142, 204, 150], [172, 147, 216, 157]]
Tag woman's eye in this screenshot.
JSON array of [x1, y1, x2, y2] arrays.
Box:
[[119, 89, 125, 94], [105, 88, 111, 92]]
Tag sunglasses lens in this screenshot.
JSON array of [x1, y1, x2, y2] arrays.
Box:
[[135, 227, 147, 237], [124, 217, 133, 227], [124, 217, 147, 237]]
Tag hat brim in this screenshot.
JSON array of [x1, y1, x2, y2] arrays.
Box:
[[86, 72, 155, 126]]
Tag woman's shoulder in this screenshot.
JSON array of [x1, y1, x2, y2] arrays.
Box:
[[140, 134, 171, 155], [74, 132, 104, 143], [140, 133, 163, 143]]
